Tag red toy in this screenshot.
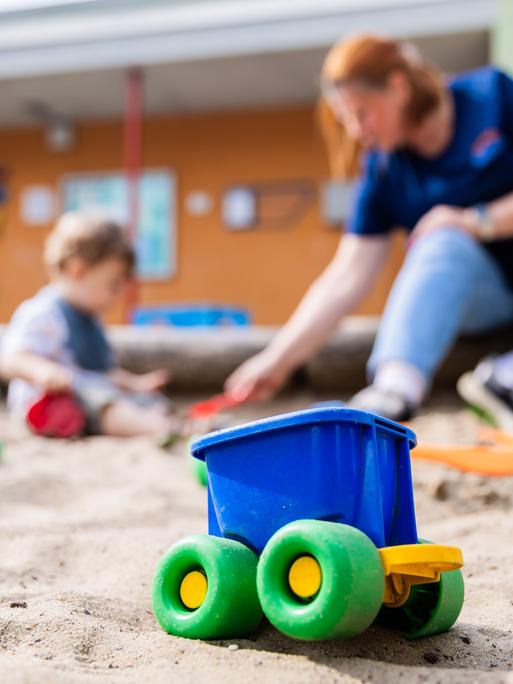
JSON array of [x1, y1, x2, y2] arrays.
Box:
[[26, 392, 86, 438], [187, 392, 244, 419]]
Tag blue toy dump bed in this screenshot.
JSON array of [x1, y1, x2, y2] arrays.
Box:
[[191, 407, 418, 554]]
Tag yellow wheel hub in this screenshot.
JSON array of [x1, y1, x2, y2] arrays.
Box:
[[180, 570, 208, 609], [288, 555, 322, 598]]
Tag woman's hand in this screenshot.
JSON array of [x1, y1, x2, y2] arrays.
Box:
[[225, 350, 292, 402], [225, 235, 390, 403], [409, 204, 479, 244]]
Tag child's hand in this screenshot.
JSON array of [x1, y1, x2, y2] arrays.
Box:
[[33, 364, 73, 394], [129, 369, 171, 394]]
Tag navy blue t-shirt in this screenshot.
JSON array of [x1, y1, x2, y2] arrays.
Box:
[[56, 297, 114, 372], [347, 66, 513, 287]]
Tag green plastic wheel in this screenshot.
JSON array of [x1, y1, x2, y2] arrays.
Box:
[[378, 567, 464, 639], [192, 457, 208, 486], [257, 520, 385, 640], [378, 539, 464, 639], [187, 436, 208, 487], [190, 454, 208, 487], [152, 534, 263, 639]]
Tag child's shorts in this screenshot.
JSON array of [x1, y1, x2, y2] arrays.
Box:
[[74, 374, 171, 435]]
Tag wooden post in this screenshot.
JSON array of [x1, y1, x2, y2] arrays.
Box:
[[123, 67, 144, 323]]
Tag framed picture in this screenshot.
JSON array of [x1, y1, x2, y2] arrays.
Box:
[[222, 179, 316, 231], [321, 179, 357, 227], [61, 169, 176, 279]]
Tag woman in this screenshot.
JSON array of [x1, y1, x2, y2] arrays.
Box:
[[226, 35, 513, 421]]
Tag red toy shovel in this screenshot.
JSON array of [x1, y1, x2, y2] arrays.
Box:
[[187, 393, 245, 419]]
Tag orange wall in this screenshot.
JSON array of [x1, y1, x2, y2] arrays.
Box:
[[0, 106, 404, 324]]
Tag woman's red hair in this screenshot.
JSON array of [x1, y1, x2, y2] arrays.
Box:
[[319, 35, 444, 178]]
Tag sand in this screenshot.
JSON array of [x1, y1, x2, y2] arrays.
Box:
[[1, 392, 513, 684]]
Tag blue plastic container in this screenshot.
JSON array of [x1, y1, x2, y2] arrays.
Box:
[[132, 305, 251, 327], [191, 407, 418, 555]]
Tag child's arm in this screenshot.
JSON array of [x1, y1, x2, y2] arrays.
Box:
[[108, 367, 170, 394], [0, 351, 73, 393], [1, 299, 73, 394]]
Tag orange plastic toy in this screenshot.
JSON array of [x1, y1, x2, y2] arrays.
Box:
[[413, 427, 513, 477]]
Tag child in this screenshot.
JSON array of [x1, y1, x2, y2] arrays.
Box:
[[0, 212, 175, 438]]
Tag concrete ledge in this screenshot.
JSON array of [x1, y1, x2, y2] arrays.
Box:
[[109, 317, 513, 392], [2, 318, 513, 392], [108, 325, 276, 391], [305, 318, 513, 392]]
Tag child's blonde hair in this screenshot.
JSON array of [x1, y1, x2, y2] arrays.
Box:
[[45, 212, 135, 276]]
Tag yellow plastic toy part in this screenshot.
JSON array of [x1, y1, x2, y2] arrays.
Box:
[[288, 555, 322, 598], [379, 544, 463, 608], [180, 570, 208, 610]]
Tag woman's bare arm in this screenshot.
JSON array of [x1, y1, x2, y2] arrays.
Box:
[[265, 233, 391, 369], [226, 233, 391, 400], [411, 192, 513, 242], [0, 351, 73, 393]]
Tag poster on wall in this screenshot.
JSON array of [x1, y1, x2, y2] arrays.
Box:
[[61, 170, 176, 279], [21, 185, 56, 226]]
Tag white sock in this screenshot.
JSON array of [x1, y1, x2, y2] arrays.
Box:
[[374, 361, 428, 407]]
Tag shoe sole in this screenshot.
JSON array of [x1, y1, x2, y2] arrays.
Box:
[[457, 372, 513, 433]]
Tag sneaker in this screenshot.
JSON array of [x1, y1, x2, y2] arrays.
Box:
[[457, 357, 513, 432], [347, 385, 416, 422]]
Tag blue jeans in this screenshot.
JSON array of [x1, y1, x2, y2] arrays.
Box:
[[368, 228, 513, 382]]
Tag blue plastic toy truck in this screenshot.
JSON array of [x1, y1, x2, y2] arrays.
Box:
[[152, 407, 464, 641]]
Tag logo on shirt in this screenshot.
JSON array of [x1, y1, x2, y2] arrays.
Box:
[[471, 127, 501, 157]]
